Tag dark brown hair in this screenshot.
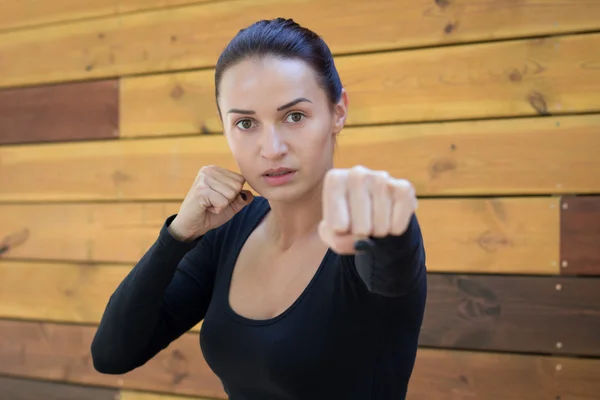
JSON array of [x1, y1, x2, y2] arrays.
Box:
[[214, 18, 342, 115]]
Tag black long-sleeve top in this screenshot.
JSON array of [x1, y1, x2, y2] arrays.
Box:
[[91, 196, 427, 399]]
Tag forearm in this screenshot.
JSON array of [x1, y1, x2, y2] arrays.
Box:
[[353, 213, 425, 297], [91, 215, 202, 373]]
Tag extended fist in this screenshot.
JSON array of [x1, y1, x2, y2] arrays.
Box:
[[318, 166, 417, 254]]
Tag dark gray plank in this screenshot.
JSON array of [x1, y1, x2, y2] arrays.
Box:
[[561, 195, 600, 275], [420, 274, 600, 356]]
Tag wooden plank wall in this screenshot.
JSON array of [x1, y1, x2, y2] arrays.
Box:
[[1, 1, 600, 399]]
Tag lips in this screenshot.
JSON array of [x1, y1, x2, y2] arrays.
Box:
[[263, 167, 295, 177]]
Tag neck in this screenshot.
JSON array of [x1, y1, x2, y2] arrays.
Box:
[[264, 183, 324, 250]]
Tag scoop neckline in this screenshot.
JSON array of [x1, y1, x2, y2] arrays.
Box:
[[222, 198, 332, 326]]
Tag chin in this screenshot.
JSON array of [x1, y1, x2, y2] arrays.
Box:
[[258, 183, 322, 205]]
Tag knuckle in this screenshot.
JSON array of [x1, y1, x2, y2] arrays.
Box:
[[325, 168, 347, 186], [392, 179, 413, 196]]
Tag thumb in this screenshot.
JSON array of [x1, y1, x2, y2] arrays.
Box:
[[230, 189, 254, 213], [318, 220, 359, 255]]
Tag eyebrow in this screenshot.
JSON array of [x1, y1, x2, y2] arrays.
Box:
[[227, 97, 312, 115]]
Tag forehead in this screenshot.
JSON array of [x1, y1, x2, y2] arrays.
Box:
[[218, 56, 324, 110]]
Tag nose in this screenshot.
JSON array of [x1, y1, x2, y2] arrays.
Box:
[[260, 125, 288, 160]]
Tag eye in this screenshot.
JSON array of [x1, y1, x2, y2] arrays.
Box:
[[285, 112, 305, 123], [235, 119, 256, 130]]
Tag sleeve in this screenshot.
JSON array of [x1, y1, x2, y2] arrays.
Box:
[[349, 213, 426, 298], [90, 214, 218, 374]]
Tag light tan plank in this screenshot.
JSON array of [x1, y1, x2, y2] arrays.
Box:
[[0, 261, 131, 325], [120, 391, 210, 400], [1, 114, 599, 202], [418, 197, 559, 274], [121, 32, 600, 136], [0, 197, 559, 274], [0, 1, 211, 33], [0, 203, 179, 262], [2, 0, 600, 87]]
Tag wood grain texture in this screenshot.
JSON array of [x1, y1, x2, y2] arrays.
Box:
[[0, 197, 559, 274], [417, 197, 559, 274], [3, 265, 599, 356], [2, 0, 600, 87], [0, 320, 226, 399], [0, 202, 179, 263], [560, 196, 600, 275], [421, 274, 600, 356], [0, 260, 132, 325], [0, 1, 213, 32], [2, 114, 600, 202], [121, 33, 600, 135], [409, 347, 600, 400], [120, 391, 210, 400], [0, 375, 118, 400], [1, 320, 599, 400], [0, 79, 119, 145]]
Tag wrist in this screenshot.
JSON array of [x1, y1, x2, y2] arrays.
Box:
[[167, 217, 195, 242]]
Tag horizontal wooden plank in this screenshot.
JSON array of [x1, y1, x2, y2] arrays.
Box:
[[2, 0, 600, 88], [0, 375, 118, 400], [121, 33, 600, 135], [0, 261, 132, 325], [560, 196, 600, 275], [421, 274, 600, 356], [1, 320, 599, 400], [3, 114, 600, 201], [0, 202, 178, 263], [409, 347, 600, 400], [0, 79, 119, 145], [4, 262, 599, 356], [0, 320, 225, 399], [0, 197, 559, 274], [120, 390, 209, 400], [0, 1, 212, 32], [3, 262, 600, 356]]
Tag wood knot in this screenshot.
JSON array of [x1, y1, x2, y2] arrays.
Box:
[[111, 170, 131, 185], [171, 35, 177, 42], [528, 91, 549, 115], [444, 22, 458, 34], [85, 64, 94, 71], [456, 278, 501, 320], [508, 68, 522, 82], [163, 349, 189, 385], [98, 33, 105, 39], [477, 230, 512, 253], [435, 0, 451, 7], [1, 229, 30, 256], [170, 84, 185, 99], [429, 157, 456, 178]]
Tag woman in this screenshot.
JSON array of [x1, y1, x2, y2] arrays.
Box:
[[92, 17, 427, 400]]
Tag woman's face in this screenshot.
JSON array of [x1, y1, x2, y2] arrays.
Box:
[[217, 56, 348, 202]]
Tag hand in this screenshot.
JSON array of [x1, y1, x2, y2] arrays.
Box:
[[169, 165, 254, 241], [318, 166, 417, 254]]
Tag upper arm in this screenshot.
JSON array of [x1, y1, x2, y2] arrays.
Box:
[[131, 229, 219, 364]]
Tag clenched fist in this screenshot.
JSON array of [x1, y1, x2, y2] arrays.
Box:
[[169, 165, 254, 242], [318, 166, 418, 254]]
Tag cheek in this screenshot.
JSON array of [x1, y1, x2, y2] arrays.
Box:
[[299, 120, 335, 165]]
